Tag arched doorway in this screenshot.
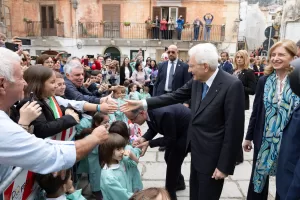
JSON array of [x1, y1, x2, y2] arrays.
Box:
[[104, 47, 121, 63]]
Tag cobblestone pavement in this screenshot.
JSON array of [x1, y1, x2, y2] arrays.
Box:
[[81, 96, 276, 199]]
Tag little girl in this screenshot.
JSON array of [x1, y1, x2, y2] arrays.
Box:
[[99, 133, 138, 199], [140, 86, 151, 100], [35, 169, 86, 200], [76, 112, 110, 200], [109, 121, 143, 192], [108, 86, 128, 125], [128, 83, 142, 100]]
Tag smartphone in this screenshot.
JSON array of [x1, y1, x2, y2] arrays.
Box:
[[31, 56, 37, 60], [29, 92, 35, 102], [87, 55, 94, 59], [17, 38, 31, 46], [5, 42, 19, 52], [83, 58, 89, 66]]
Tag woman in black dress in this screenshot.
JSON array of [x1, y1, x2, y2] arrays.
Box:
[[233, 50, 257, 164]]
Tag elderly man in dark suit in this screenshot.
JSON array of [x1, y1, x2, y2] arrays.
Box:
[[124, 104, 191, 200], [121, 43, 245, 200], [153, 45, 191, 96]]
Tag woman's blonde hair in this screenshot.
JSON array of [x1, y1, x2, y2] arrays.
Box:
[[129, 187, 170, 200], [264, 39, 297, 75], [233, 50, 250, 70]]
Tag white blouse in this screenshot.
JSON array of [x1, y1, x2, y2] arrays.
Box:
[[125, 66, 130, 79]]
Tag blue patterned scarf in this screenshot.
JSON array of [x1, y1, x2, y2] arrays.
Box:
[[253, 72, 300, 192]]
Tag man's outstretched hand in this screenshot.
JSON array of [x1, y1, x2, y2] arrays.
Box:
[[120, 100, 143, 112]]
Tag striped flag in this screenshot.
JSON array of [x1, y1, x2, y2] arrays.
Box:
[[48, 96, 76, 141], [3, 171, 37, 200]]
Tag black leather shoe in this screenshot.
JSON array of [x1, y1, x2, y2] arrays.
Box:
[[158, 146, 166, 152], [176, 183, 186, 191]]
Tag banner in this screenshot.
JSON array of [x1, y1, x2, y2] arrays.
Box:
[[3, 170, 37, 200]]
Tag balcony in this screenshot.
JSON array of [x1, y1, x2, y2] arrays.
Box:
[[24, 21, 65, 37], [78, 22, 225, 42]]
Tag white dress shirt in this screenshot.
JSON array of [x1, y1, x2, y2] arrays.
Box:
[[0, 111, 76, 180], [164, 59, 178, 91], [205, 68, 219, 92]]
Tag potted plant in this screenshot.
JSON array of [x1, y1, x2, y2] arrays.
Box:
[[23, 18, 32, 23], [124, 22, 131, 26], [55, 18, 63, 24], [100, 20, 106, 25], [184, 22, 190, 28]]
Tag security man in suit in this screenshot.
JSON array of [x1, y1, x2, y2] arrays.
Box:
[[153, 45, 191, 96], [124, 104, 191, 200], [121, 43, 245, 200]]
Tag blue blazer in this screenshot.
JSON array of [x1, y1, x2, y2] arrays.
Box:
[[221, 61, 233, 74], [153, 60, 191, 96], [276, 105, 300, 200]]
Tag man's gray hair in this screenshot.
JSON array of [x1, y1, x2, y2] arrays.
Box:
[[188, 43, 219, 70], [64, 59, 82, 75], [131, 108, 143, 115], [296, 40, 300, 47], [0, 47, 21, 82]]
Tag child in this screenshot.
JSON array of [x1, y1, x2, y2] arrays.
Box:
[[109, 121, 143, 192], [128, 83, 142, 100], [108, 86, 128, 125], [129, 187, 171, 200], [99, 133, 138, 199], [35, 169, 86, 200], [123, 80, 130, 99], [140, 86, 151, 100], [75, 112, 110, 200]]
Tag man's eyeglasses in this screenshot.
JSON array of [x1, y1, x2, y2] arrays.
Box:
[[128, 112, 140, 122], [167, 51, 176, 54]]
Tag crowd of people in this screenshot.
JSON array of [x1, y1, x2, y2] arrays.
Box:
[[1, 30, 300, 200], [144, 13, 214, 41]]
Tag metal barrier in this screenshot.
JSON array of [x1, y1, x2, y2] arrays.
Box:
[[0, 167, 23, 194]]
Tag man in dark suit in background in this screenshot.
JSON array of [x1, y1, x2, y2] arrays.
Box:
[[153, 45, 191, 96], [121, 43, 245, 200], [124, 104, 191, 200], [220, 52, 233, 74]]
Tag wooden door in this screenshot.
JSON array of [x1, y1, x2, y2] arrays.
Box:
[[103, 4, 120, 38], [152, 7, 161, 20], [40, 5, 56, 36]]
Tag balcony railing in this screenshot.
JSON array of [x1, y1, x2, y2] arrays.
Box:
[[24, 21, 65, 37], [78, 21, 225, 42]]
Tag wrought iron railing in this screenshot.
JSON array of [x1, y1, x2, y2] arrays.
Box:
[[78, 21, 225, 42], [24, 21, 65, 37]]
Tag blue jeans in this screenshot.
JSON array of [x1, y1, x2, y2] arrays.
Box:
[[194, 27, 200, 40], [177, 28, 182, 40], [204, 26, 211, 41]]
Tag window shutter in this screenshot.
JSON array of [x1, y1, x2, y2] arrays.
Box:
[[178, 7, 186, 20], [152, 7, 161, 20]]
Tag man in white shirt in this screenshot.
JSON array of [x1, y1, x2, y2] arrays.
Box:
[[0, 47, 108, 180]]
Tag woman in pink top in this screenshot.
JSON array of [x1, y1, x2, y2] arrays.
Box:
[[160, 17, 168, 39], [130, 60, 150, 89]]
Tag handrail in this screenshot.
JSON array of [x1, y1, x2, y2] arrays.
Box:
[[0, 167, 23, 194]]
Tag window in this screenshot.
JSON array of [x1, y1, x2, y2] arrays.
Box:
[[152, 7, 186, 21], [41, 5, 55, 29]]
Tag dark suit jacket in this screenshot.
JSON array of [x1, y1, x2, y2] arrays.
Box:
[[146, 69, 245, 175], [153, 60, 191, 96], [236, 69, 256, 110], [120, 65, 133, 85], [17, 98, 78, 139], [245, 76, 268, 150], [142, 104, 191, 148], [64, 78, 100, 104], [277, 106, 300, 200], [221, 61, 233, 74]]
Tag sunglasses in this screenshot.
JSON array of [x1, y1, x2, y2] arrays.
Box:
[[167, 51, 176, 54]]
